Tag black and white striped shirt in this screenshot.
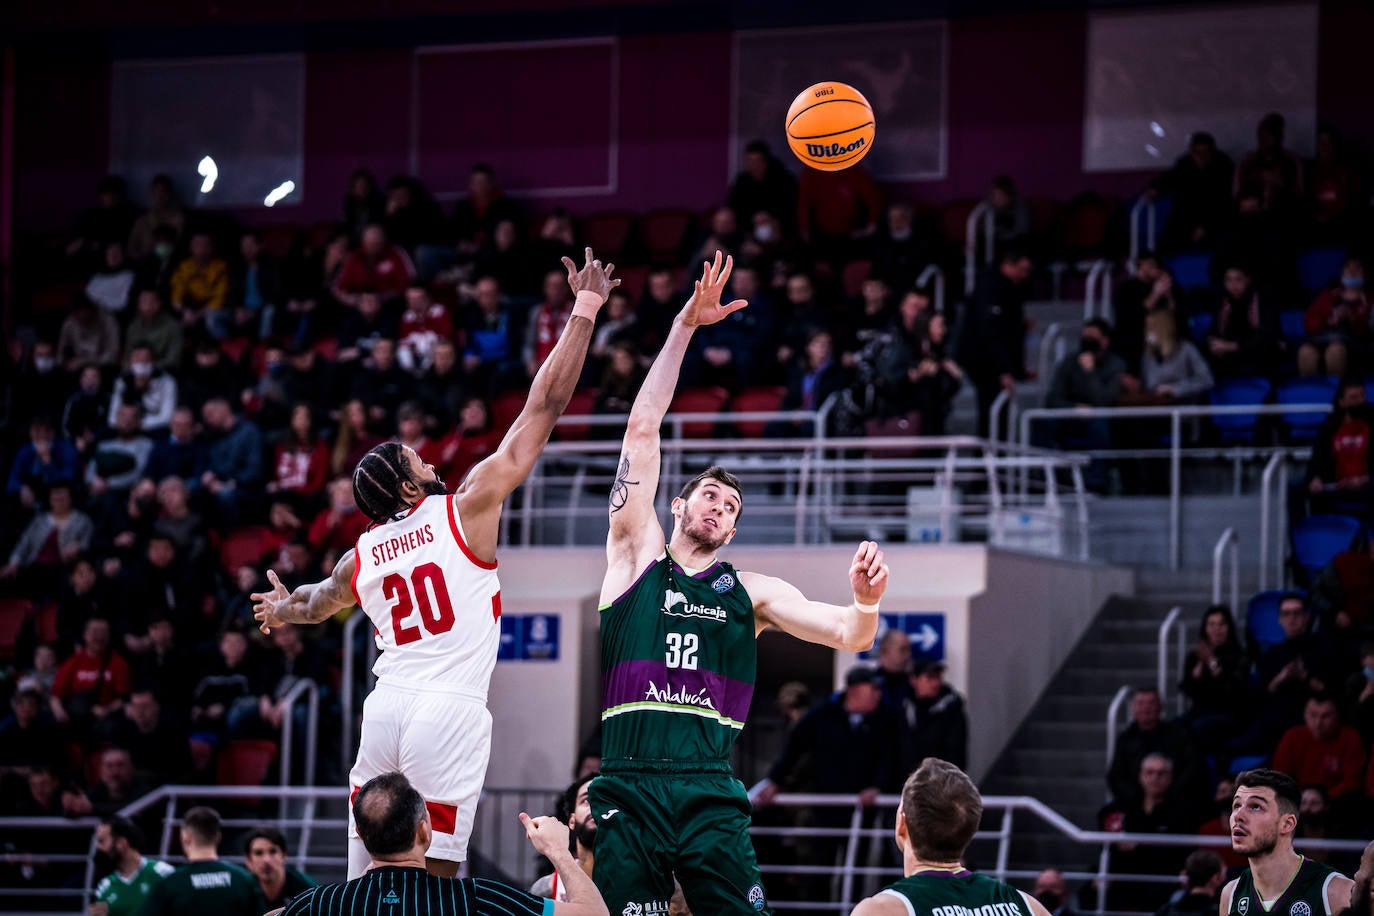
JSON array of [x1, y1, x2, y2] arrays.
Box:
[[282, 866, 552, 916]]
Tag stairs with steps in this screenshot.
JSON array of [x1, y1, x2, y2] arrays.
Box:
[[979, 569, 1228, 875]]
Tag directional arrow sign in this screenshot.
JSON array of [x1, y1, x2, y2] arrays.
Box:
[[858, 613, 945, 662]]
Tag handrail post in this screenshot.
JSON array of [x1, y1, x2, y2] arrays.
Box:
[[341, 611, 365, 779], [988, 390, 1009, 448], [279, 679, 319, 820], [1212, 528, 1236, 605], [1106, 685, 1132, 767], [965, 200, 991, 295], [1259, 453, 1282, 591], [1169, 411, 1182, 570], [1230, 532, 1240, 619], [838, 799, 864, 911], [917, 263, 945, 316], [1278, 461, 1290, 588], [1157, 606, 1183, 709], [994, 806, 1014, 883]]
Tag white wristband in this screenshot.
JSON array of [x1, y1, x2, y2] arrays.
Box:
[[571, 290, 603, 321], [854, 599, 880, 614]]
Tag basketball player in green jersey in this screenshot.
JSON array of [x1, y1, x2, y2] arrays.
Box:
[[852, 758, 1056, 916], [1220, 769, 1353, 916], [590, 251, 890, 916]]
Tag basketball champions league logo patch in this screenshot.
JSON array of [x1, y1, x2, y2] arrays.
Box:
[[1290, 903, 1312, 916], [711, 573, 735, 593]]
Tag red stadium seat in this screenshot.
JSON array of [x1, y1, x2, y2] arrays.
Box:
[[490, 390, 528, 434], [615, 265, 650, 300], [669, 387, 730, 438], [188, 738, 215, 774], [841, 260, 873, 297], [257, 224, 299, 259], [580, 210, 636, 261], [219, 336, 252, 364], [556, 390, 598, 442], [1062, 193, 1113, 256], [33, 602, 58, 644], [730, 387, 786, 439], [640, 208, 696, 265], [939, 199, 980, 245], [312, 338, 339, 361], [217, 739, 278, 788], [0, 598, 33, 661], [306, 220, 341, 251], [219, 525, 272, 575]]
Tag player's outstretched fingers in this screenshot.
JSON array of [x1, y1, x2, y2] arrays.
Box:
[[870, 549, 885, 576]]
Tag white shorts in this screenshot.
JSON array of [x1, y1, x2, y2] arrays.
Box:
[[347, 678, 492, 863]]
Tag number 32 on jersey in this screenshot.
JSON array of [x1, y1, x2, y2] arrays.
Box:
[[665, 632, 699, 670]]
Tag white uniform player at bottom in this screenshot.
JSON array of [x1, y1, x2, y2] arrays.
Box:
[[251, 249, 621, 880]]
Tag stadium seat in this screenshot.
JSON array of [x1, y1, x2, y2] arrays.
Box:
[[1278, 311, 1306, 344], [669, 387, 730, 438], [1166, 252, 1212, 291], [1297, 247, 1347, 295], [189, 738, 215, 773], [219, 336, 252, 364], [0, 598, 33, 661], [257, 224, 299, 259], [217, 739, 278, 789], [1227, 753, 1269, 777], [219, 525, 272, 575], [615, 265, 650, 300], [640, 208, 696, 265], [1291, 514, 1362, 584], [842, 260, 873, 297], [1061, 193, 1111, 257], [579, 210, 636, 261], [555, 390, 598, 442], [306, 220, 340, 250], [1187, 312, 1214, 345], [730, 387, 786, 439], [32, 602, 57, 644], [1245, 590, 1292, 655], [1275, 376, 1336, 442], [1208, 377, 1270, 444], [490, 390, 528, 434], [938, 199, 981, 245], [312, 338, 339, 361]]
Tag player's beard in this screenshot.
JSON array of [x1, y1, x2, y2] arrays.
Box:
[[683, 509, 730, 551], [1235, 828, 1278, 859], [574, 815, 597, 852], [420, 476, 448, 496]]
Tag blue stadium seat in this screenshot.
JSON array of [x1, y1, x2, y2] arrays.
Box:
[[1245, 589, 1292, 654], [1167, 252, 1212, 291], [1208, 377, 1270, 443], [1291, 514, 1362, 584], [1278, 310, 1306, 343], [1188, 312, 1214, 346], [1275, 376, 1336, 441], [1227, 753, 1269, 777], [1297, 247, 1348, 295]]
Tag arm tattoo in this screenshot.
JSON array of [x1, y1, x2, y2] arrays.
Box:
[[609, 456, 639, 514]]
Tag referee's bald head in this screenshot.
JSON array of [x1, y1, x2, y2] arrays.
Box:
[[354, 772, 429, 857]]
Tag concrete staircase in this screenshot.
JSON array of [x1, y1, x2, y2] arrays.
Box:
[[978, 567, 1219, 875]]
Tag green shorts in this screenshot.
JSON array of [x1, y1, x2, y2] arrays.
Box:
[[589, 759, 771, 916]]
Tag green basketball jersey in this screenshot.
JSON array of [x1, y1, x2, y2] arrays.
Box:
[[600, 551, 757, 762], [140, 860, 265, 916], [1229, 857, 1342, 916], [878, 869, 1034, 916], [94, 857, 175, 916]]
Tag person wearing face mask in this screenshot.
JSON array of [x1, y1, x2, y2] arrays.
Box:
[[1204, 264, 1280, 379], [1300, 377, 1374, 521], [1301, 257, 1371, 378], [108, 345, 177, 433], [136, 224, 181, 295]]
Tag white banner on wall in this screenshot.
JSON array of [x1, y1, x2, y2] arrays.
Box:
[[1083, 2, 1318, 173], [733, 21, 948, 181]]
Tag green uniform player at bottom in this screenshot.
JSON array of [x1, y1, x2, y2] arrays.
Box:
[[851, 759, 1058, 916], [1220, 769, 1353, 916], [92, 817, 174, 916], [140, 807, 266, 916], [591, 252, 892, 916]]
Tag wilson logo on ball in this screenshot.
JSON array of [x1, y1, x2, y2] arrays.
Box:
[[805, 137, 867, 158]]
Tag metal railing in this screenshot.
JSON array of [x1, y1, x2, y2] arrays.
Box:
[[1037, 321, 1069, 390], [279, 679, 320, 811], [1104, 685, 1133, 768], [1082, 259, 1113, 323], [964, 200, 994, 294], [1212, 527, 1239, 614], [1157, 607, 1188, 716], [1017, 402, 1329, 568], [1258, 452, 1295, 590], [917, 263, 947, 315], [1128, 197, 1157, 271], [340, 610, 379, 778]]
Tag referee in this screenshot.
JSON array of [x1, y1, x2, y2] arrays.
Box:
[[279, 772, 608, 916]]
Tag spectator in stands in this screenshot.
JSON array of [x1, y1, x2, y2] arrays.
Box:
[[417, 339, 466, 432], [333, 224, 415, 308], [190, 627, 262, 741], [17, 644, 58, 699], [143, 407, 201, 486], [766, 329, 845, 438], [382, 175, 444, 256], [1045, 319, 1124, 488], [1273, 695, 1366, 804], [91, 815, 176, 916], [131, 616, 195, 725], [741, 209, 807, 295], [776, 271, 836, 368], [987, 175, 1031, 258], [872, 203, 936, 293], [170, 232, 230, 335], [1, 481, 92, 598], [842, 276, 894, 361], [343, 169, 385, 244], [108, 345, 177, 433], [88, 403, 154, 500], [1107, 687, 1205, 806], [349, 337, 415, 430], [463, 275, 518, 395], [120, 532, 207, 648], [958, 248, 1032, 437], [0, 687, 65, 777], [330, 398, 384, 478], [449, 163, 522, 257], [1307, 126, 1363, 244], [902, 659, 969, 771], [67, 176, 139, 266], [109, 688, 191, 786], [525, 268, 575, 380], [127, 173, 185, 261], [397, 284, 453, 374], [279, 344, 337, 415], [797, 160, 882, 264], [1114, 254, 1177, 373], [1205, 264, 1280, 379], [1137, 309, 1214, 404], [195, 397, 264, 525], [1294, 786, 1337, 860], [55, 557, 107, 652], [179, 339, 248, 416], [593, 342, 645, 425], [1032, 869, 1076, 916], [1301, 257, 1370, 378], [442, 396, 500, 485], [62, 365, 110, 457], [1152, 850, 1226, 916], [266, 404, 330, 511], [136, 224, 181, 297], [530, 207, 581, 279], [589, 288, 642, 368], [691, 206, 744, 265], [1179, 605, 1248, 751], [1235, 113, 1305, 216], [57, 298, 121, 374], [6, 416, 80, 512], [226, 229, 281, 340], [1148, 132, 1236, 253], [476, 218, 536, 297], [307, 477, 370, 567], [530, 774, 598, 899], [1100, 753, 1197, 911], [234, 623, 329, 781], [1345, 643, 1374, 747], [49, 617, 131, 734], [907, 313, 964, 437], [244, 827, 317, 911], [875, 628, 914, 710], [14, 340, 72, 438], [86, 243, 137, 318], [124, 290, 183, 372], [1233, 593, 1338, 754], [1300, 377, 1374, 520], [729, 140, 799, 231], [336, 290, 400, 366], [639, 268, 680, 351]]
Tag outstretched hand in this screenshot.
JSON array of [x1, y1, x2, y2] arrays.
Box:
[[849, 540, 889, 606], [518, 812, 572, 861], [250, 569, 289, 635], [680, 250, 748, 328], [561, 246, 620, 304]]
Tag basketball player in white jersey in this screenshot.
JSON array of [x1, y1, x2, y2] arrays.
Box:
[[252, 249, 619, 880]]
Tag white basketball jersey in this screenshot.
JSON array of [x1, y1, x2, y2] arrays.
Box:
[[351, 495, 501, 693]]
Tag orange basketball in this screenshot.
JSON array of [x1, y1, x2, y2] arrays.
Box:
[[785, 81, 875, 171]]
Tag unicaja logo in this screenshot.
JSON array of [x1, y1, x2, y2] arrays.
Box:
[[806, 137, 866, 158]]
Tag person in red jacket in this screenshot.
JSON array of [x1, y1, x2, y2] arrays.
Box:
[[307, 478, 371, 567], [50, 617, 131, 735], [266, 404, 331, 512], [1300, 256, 1370, 377], [1272, 695, 1367, 803], [397, 284, 455, 373], [332, 225, 415, 308], [797, 163, 883, 266]]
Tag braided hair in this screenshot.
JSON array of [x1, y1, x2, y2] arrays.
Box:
[[352, 442, 414, 524]]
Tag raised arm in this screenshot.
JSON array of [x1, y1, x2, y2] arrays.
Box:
[[455, 248, 618, 560], [252, 551, 357, 635], [600, 252, 747, 604], [744, 541, 888, 652]]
